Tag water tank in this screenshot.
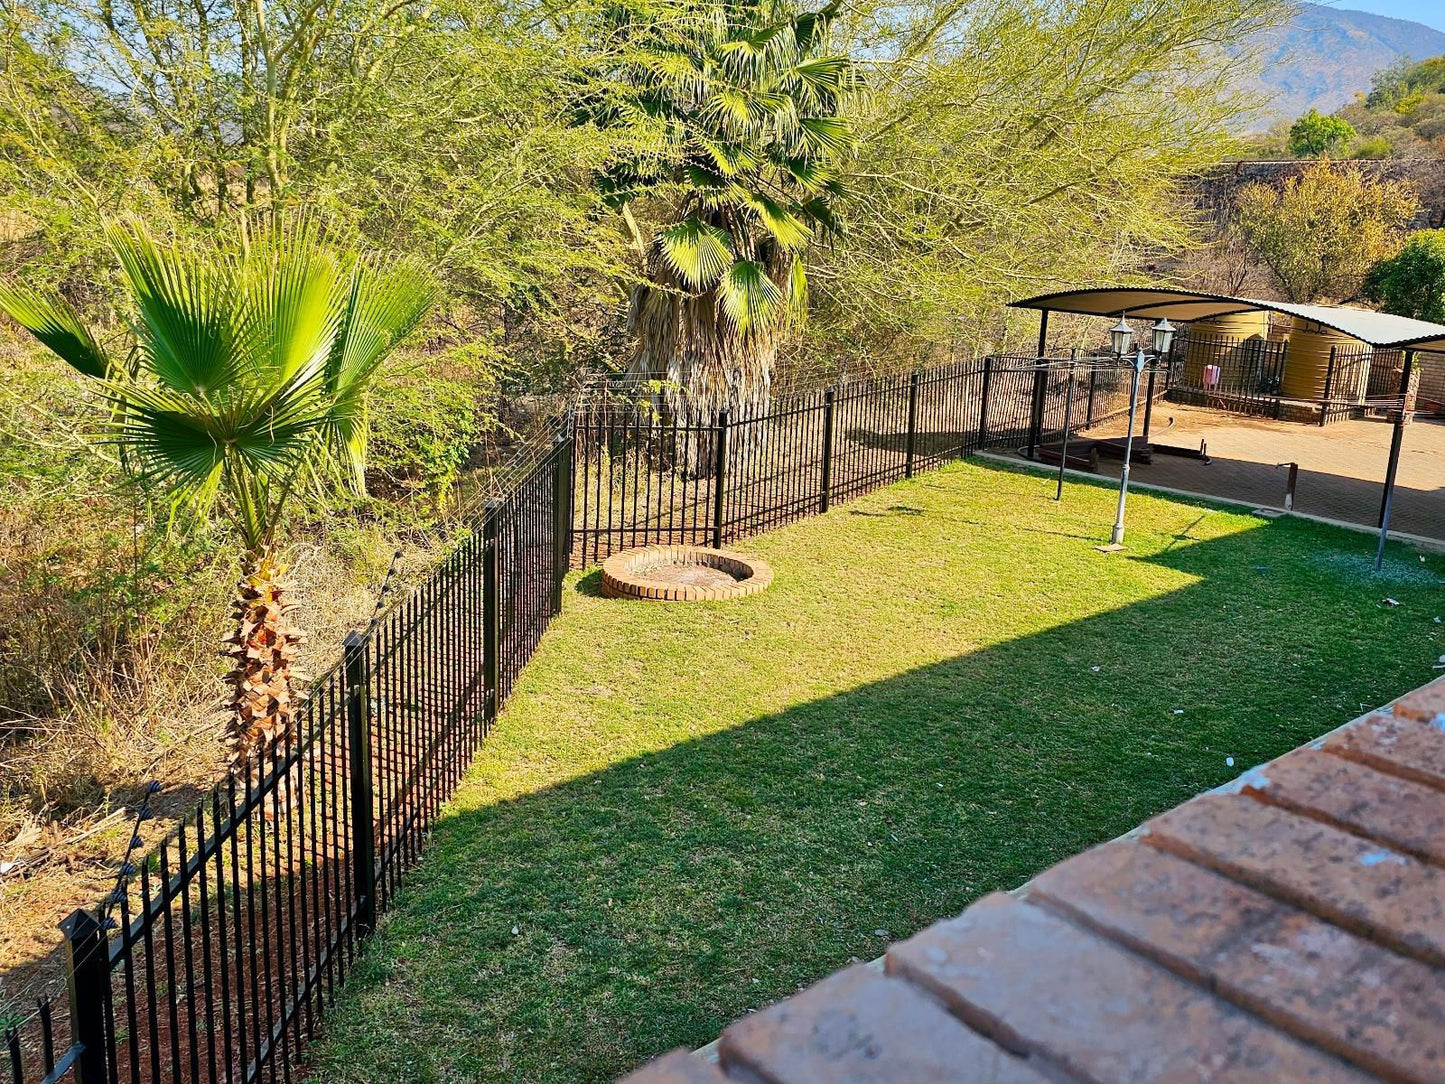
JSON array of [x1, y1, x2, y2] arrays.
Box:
[[1182, 311, 1270, 386], [1280, 317, 1370, 401]]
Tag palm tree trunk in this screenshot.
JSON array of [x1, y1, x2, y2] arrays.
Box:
[[223, 549, 304, 768], [628, 285, 775, 476]]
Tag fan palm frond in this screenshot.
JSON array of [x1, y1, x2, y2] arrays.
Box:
[[0, 281, 113, 378]]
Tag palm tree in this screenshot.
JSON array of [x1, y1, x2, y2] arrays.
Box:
[[0, 218, 435, 765], [607, 0, 853, 451]]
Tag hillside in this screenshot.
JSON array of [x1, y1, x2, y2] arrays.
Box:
[[1245, 4, 1445, 130]]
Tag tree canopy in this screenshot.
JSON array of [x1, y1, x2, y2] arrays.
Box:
[[2, 0, 1291, 382], [1364, 228, 1445, 323], [1231, 161, 1420, 303], [1287, 109, 1356, 157]]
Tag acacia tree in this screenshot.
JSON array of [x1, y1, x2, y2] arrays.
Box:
[[1287, 109, 1355, 157], [608, 0, 854, 432], [1232, 161, 1419, 302], [0, 220, 434, 764], [803, 0, 1287, 370]]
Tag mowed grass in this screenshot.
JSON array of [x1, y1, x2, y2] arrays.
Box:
[[308, 460, 1445, 1083]]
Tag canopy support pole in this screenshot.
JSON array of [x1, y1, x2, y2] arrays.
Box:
[[1375, 350, 1416, 573]]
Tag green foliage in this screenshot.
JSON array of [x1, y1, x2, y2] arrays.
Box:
[[1309, 53, 1445, 160], [368, 362, 487, 504], [0, 218, 436, 553], [1366, 55, 1445, 110], [1363, 228, 1445, 323], [613, 0, 856, 414], [812, 0, 1285, 365], [1287, 109, 1356, 157], [1349, 134, 1395, 159], [1232, 161, 1420, 302], [2, 0, 624, 329]]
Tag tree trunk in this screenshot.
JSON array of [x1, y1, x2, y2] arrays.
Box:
[[222, 550, 305, 768], [627, 283, 775, 476]]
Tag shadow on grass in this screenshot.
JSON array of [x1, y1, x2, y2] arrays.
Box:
[[315, 513, 1442, 1083]]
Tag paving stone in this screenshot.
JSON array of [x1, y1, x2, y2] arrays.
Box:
[[1030, 841, 1445, 1083], [1320, 713, 1445, 790], [1145, 793, 1445, 966], [718, 964, 1051, 1084], [1066, 403, 1445, 540], [618, 1050, 729, 1084], [886, 892, 1368, 1082], [1237, 748, 1445, 864]]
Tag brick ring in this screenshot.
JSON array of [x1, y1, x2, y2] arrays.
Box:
[[600, 545, 774, 602]]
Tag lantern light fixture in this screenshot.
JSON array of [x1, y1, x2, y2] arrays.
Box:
[[1110, 315, 1133, 357]]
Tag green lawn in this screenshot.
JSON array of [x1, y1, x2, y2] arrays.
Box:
[[308, 460, 1444, 1083]]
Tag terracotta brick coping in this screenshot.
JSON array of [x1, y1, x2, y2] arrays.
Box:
[[600, 546, 774, 602], [621, 676, 1445, 1083]]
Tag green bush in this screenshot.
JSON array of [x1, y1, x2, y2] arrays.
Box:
[[1287, 109, 1356, 157], [1349, 135, 1394, 159], [1364, 229, 1445, 323], [368, 358, 487, 504]]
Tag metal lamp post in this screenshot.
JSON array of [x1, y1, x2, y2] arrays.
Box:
[[1105, 318, 1174, 548], [1109, 348, 1147, 546]]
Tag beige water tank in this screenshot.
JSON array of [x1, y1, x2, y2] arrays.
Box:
[[1281, 317, 1369, 401], [1183, 311, 1270, 385]]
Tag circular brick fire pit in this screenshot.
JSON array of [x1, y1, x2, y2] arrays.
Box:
[[600, 545, 773, 602]]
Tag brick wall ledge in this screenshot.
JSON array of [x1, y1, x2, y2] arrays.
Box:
[[620, 676, 1445, 1083]]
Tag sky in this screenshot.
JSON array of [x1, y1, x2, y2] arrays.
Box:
[[1321, 1, 1445, 32]]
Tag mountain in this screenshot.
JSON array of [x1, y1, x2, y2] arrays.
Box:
[[1244, 4, 1445, 130]]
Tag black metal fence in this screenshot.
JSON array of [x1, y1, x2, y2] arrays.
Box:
[[6, 437, 573, 1084], [1165, 331, 1288, 419], [7, 352, 1163, 1084], [1164, 331, 1437, 425], [572, 356, 1157, 565]]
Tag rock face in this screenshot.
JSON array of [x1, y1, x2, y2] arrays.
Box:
[[1243, 4, 1445, 131]]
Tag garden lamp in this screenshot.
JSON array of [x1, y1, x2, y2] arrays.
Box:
[[1109, 315, 1132, 357], [1151, 317, 1176, 356]]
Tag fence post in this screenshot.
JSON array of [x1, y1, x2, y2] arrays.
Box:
[[343, 631, 377, 939], [1085, 365, 1098, 429], [482, 500, 500, 731], [820, 388, 836, 512], [1320, 346, 1336, 427], [976, 356, 993, 450], [550, 431, 571, 614], [60, 909, 109, 1084], [711, 411, 729, 548], [904, 371, 920, 478]]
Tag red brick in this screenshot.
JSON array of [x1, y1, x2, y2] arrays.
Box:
[[1393, 677, 1445, 727], [718, 965, 1050, 1084], [1237, 749, 1445, 865], [617, 1050, 728, 1084], [1321, 713, 1445, 790], [1030, 841, 1445, 1083], [886, 893, 1367, 1082], [1145, 793, 1445, 966]]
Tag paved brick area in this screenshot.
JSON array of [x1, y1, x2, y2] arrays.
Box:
[[620, 677, 1445, 1083], [1073, 404, 1445, 541]]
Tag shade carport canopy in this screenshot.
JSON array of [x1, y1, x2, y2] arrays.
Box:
[[1010, 287, 1445, 351]]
